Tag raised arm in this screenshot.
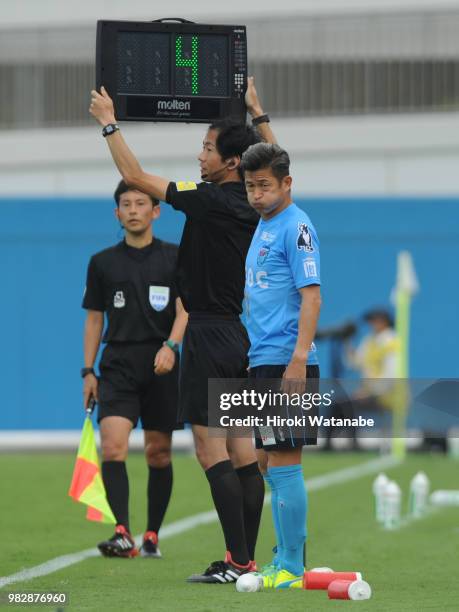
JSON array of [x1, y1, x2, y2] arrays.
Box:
[[245, 76, 277, 145], [89, 87, 169, 201]]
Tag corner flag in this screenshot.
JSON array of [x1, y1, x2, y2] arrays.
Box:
[[68, 414, 116, 524], [392, 251, 419, 460]]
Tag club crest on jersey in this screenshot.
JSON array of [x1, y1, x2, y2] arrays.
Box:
[[113, 291, 126, 308], [257, 245, 270, 266], [149, 286, 170, 312], [297, 223, 314, 252]]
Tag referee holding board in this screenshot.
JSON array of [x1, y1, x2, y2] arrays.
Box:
[[82, 180, 187, 558], [89, 78, 275, 582]]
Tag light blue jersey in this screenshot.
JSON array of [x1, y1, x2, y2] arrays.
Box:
[[244, 203, 320, 367]]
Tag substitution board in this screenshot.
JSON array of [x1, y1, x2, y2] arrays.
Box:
[[96, 19, 248, 123]]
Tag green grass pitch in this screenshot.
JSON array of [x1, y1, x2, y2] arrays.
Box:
[[1, 451, 458, 611]]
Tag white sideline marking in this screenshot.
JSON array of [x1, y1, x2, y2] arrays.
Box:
[[0, 454, 399, 589]]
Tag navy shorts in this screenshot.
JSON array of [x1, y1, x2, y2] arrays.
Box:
[[179, 313, 249, 426], [98, 342, 181, 432], [248, 364, 320, 450]]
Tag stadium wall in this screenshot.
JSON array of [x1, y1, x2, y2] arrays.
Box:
[[2, 195, 458, 431], [2, 113, 459, 196]]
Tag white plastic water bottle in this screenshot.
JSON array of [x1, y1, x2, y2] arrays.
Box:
[[430, 490, 459, 507], [383, 481, 401, 529], [372, 473, 389, 523], [447, 428, 459, 459], [409, 472, 430, 518]]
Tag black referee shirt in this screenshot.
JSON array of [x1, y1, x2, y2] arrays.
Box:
[[165, 181, 259, 315], [82, 239, 178, 343]]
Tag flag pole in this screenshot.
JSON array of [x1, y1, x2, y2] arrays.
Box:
[[392, 251, 419, 460], [68, 399, 116, 524]]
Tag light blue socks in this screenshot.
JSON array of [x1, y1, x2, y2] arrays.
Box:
[[263, 473, 282, 568], [267, 464, 307, 576]]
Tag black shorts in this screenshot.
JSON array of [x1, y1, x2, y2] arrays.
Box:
[[98, 342, 181, 431], [249, 364, 320, 450], [179, 313, 249, 426]]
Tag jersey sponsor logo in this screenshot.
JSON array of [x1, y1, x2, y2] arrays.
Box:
[[257, 245, 270, 266], [303, 257, 318, 278], [149, 285, 170, 311], [113, 290, 125, 308], [176, 181, 197, 192], [260, 230, 276, 243], [297, 223, 314, 253]]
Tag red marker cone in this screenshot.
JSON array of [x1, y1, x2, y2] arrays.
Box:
[[328, 579, 372, 600], [303, 571, 362, 590]]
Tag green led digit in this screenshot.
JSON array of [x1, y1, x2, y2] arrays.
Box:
[[176, 35, 199, 94]]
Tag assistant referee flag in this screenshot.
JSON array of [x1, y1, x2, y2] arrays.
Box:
[[68, 416, 116, 524]]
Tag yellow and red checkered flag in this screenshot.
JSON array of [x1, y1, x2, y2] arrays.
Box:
[[68, 411, 115, 524]]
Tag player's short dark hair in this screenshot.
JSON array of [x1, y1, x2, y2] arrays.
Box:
[[113, 180, 159, 207], [241, 143, 290, 182], [209, 118, 261, 162]]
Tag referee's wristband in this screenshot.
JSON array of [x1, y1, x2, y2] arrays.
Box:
[[252, 114, 270, 127], [102, 123, 119, 137]]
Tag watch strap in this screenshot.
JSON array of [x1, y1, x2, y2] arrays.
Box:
[[252, 114, 270, 126], [163, 339, 179, 353]]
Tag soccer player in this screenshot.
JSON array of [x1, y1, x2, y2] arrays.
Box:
[[89, 79, 276, 582], [241, 142, 322, 588], [82, 181, 187, 558]]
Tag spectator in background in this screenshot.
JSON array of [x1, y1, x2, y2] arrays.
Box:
[[349, 309, 398, 381], [323, 308, 399, 450]]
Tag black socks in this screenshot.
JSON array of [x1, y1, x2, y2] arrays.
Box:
[[147, 463, 173, 533], [236, 462, 265, 561], [205, 460, 250, 566], [102, 460, 130, 531]]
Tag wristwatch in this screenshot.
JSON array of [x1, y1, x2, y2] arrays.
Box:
[[102, 123, 119, 138], [163, 339, 179, 353], [81, 367, 95, 378], [252, 113, 270, 126]]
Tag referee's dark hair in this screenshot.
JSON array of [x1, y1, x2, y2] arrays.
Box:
[[209, 118, 260, 171], [241, 143, 290, 183], [113, 180, 159, 207]]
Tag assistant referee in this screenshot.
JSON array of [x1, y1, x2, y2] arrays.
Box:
[[82, 180, 187, 558], [89, 78, 275, 583]]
